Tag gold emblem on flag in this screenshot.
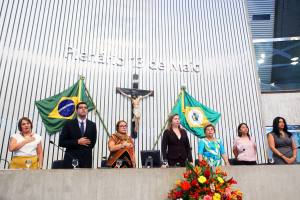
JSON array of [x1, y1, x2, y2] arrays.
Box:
[[185, 107, 209, 128]]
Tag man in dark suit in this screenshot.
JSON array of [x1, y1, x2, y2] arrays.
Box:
[[59, 101, 97, 168]]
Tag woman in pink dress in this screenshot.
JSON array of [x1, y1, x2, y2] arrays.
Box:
[[233, 123, 257, 165]]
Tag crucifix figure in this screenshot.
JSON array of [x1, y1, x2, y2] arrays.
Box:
[[116, 87, 154, 138]]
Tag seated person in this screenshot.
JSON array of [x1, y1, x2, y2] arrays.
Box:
[[8, 117, 43, 169], [107, 120, 135, 168]]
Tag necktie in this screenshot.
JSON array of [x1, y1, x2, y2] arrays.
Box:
[[80, 121, 84, 136]]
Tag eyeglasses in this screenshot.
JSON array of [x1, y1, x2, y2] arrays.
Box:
[[119, 125, 127, 128]]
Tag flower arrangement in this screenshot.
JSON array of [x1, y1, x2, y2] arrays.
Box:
[[168, 160, 243, 200]]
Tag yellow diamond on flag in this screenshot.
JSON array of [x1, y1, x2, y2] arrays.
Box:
[[48, 96, 80, 119], [185, 107, 210, 128]]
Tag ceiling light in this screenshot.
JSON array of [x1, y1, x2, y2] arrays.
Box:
[[291, 57, 299, 61], [258, 59, 264, 64]]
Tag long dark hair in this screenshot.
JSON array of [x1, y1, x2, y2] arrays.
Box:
[[166, 114, 181, 130], [272, 116, 292, 137], [237, 123, 250, 140]]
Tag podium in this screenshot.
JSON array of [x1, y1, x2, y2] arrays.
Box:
[[0, 165, 300, 200]]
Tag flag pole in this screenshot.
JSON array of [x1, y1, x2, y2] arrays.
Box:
[[80, 76, 110, 137], [151, 86, 185, 150]]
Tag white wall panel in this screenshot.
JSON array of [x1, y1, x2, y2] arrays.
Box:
[[0, 0, 266, 169]]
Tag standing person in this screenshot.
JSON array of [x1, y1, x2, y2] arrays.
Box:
[[59, 101, 97, 168], [161, 114, 193, 167], [9, 117, 43, 169], [107, 120, 136, 168], [233, 123, 257, 165], [198, 124, 230, 166], [267, 117, 297, 164]]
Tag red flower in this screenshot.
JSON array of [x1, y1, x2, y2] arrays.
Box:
[[204, 169, 210, 178], [167, 162, 243, 200], [180, 181, 191, 191], [228, 178, 237, 185], [183, 171, 191, 178], [200, 159, 208, 166], [191, 192, 199, 199], [191, 179, 198, 186], [174, 191, 183, 198]]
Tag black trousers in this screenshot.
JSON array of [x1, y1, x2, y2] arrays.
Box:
[[168, 158, 187, 167], [234, 160, 257, 165]]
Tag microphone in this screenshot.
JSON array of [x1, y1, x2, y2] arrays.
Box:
[[0, 158, 10, 168], [49, 141, 75, 160]]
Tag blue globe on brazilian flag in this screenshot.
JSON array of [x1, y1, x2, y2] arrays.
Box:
[[48, 97, 80, 119], [35, 78, 94, 134], [171, 89, 221, 138]]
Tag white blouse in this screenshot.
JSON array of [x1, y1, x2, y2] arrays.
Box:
[[11, 132, 42, 156]]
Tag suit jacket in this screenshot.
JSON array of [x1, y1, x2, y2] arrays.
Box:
[[161, 129, 193, 166], [59, 118, 97, 168]]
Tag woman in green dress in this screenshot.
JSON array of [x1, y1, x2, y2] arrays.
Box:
[[198, 124, 230, 166]]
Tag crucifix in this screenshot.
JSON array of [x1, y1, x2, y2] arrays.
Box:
[[116, 76, 154, 138]]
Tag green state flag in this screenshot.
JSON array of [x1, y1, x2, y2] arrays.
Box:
[[171, 89, 221, 138], [35, 78, 95, 134]]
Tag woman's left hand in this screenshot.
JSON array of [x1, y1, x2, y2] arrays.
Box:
[[282, 156, 296, 164]]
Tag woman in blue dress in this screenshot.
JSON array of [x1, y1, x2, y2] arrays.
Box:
[[198, 124, 230, 166]]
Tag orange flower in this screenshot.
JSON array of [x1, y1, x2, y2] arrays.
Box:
[[215, 167, 222, 174], [167, 161, 242, 200], [180, 181, 191, 191], [194, 166, 200, 175]]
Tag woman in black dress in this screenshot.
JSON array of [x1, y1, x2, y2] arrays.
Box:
[[161, 114, 193, 167]]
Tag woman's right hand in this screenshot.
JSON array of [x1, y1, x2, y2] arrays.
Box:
[[282, 155, 295, 164], [24, 136, 35, 143], [123, 142, 133, 148]]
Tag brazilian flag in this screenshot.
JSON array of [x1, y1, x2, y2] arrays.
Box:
[[35, 78, 94, 134], [171, 89, 221, 138]]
